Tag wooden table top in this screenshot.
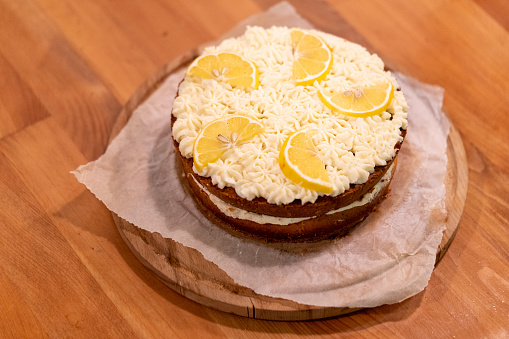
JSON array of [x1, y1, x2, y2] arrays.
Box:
[[1, 0, 508, 337]]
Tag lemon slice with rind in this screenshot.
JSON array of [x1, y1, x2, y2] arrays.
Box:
[[278, 130, 333, 193], [193, 115, 263, 172], [318, 80, 394, 118], [291, 28, 333, 86], [187, 52, 259, 90]]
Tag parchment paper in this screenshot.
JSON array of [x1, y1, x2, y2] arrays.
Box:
[[73, 2, 449, 308]]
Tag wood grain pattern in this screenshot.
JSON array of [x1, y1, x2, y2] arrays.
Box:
[[0, 54, 50, 139], [437, 125, 468, 263], [1, 0, 508, 337]]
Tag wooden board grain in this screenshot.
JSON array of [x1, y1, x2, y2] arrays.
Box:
[[108, 54, 467, 321]]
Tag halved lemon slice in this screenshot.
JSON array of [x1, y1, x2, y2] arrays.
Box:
[[193, 115, 263, 172], [291, 28, 333, 86], [318, 80, 394, 118], [278, 130, 332, 193], [186, 52, 259, 90]]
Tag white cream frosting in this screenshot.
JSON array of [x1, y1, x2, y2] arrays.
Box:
[[172, 26, 408, 205], [191, 163, 394, 226]]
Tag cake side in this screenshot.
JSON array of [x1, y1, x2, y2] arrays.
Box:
[[177, 139, 398, 242]]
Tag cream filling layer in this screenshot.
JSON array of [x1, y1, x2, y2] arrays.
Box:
[[192, 163, 394, 226]]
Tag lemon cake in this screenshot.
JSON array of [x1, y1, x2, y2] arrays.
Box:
[[171, 26, 408, 242]]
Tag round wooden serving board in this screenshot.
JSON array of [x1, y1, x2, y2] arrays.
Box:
[[109, 51, 468, 321]]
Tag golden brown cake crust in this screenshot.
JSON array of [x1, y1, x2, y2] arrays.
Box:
[[183, 154, 396, 242]]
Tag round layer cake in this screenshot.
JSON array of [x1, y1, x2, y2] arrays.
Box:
[[171, 26, 408, 242]]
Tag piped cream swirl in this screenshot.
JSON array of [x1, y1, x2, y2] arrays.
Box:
[[172, 26, 408, 205]]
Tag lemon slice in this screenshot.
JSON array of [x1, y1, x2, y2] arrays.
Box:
[[278, 130, 332, 193], [318, 80, 394, 118], [187, 52, 259, 90], [193, 115, 263, 172], [291, 28, 333, 86]]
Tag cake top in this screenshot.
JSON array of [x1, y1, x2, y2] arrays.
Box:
[[172, 26, 408, 205]]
